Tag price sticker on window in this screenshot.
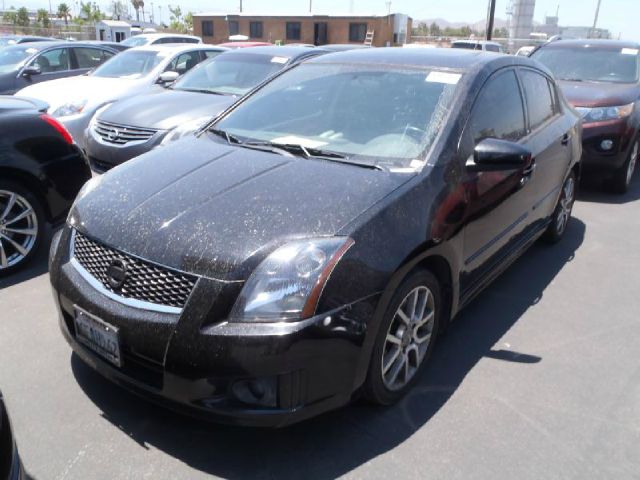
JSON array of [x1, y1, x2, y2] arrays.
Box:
[[426, 71, 461, 85]]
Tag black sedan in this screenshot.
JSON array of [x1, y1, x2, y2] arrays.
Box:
[[0, 390, 24, 480], [0, 41, 118, 95], [0, 96, 91, 276], [50, 48, 582, 426], [84, 46, 327, 173]]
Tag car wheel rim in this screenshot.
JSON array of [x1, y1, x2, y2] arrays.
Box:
[[382, 285, 436, 391], [556, 176, 575, 235], [0, 190, 38, 270], [626, 141, 639, 186]]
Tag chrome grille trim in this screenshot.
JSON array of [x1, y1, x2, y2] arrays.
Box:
[[70, 230, 197, 313], [93, 120, 159, 145]]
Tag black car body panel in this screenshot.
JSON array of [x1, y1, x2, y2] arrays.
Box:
[[84, 46, 328, 172], [0, 391, 24, 480], [51, 48, 581, 426], [0, 96, 91, 226], [0, 41, 119, 95]]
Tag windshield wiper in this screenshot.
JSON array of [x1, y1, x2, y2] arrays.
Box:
[[209, 128, 242, 145], [174, 87, 226, 95]]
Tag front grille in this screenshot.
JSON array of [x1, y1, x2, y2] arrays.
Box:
[[72, 231, 197, 309], [93, 120, 158, 145]]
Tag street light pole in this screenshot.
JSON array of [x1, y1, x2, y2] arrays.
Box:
[[486, 0, 497, 40], [591, 0, 602, 38]]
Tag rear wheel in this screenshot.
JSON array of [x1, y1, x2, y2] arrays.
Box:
[[610, 138, 638, 194], [542, 172, 576, 244], [0, 181, 45, 277], [364, 269, 441, 405]]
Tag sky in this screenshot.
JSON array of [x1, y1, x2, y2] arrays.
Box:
[[11, 0, 640, 41]]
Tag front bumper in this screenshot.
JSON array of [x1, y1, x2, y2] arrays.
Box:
[[50, 228, 374, 427], [84, 128, 165, 174], [580, 118, 636, 173]]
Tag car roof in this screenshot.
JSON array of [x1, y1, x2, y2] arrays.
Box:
[[220, 45, 321, 60], [1, 40, 120, 51], [540, 39, 640, 50], [131, 43, 223, 53], [452, 40, 501, 46], [308, 46, 518, 71], [134, 33, 200, 39]]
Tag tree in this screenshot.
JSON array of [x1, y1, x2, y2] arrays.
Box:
[[131, 0, 144, 22], [16, 7, 30, 27], [2, 7, 18, 25], [79, 1, 103, 22], [111, 0, 128, 20], [57, 3, 71, 25], [429, 22, 441, 36], [168, 5, 192, 33]]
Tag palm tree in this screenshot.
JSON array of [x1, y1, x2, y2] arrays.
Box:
[[130, 0, 144, 22], [57, 3, 71, 25]]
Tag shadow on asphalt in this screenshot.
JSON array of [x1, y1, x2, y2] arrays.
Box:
[[71, 219, 586, 479], [0, 243, 49, 290], [577, 169, 640, 205]]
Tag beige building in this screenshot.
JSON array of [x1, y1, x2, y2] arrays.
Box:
[[192, 12, 412, 47]]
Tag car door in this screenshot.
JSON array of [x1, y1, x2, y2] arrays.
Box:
[[71, 47, 115, 75], [18, 47, 72, 88], [459, 68, 534, 298], [517, 67, 572, 222]]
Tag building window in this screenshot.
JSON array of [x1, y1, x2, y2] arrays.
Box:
[[228, 20, 239, 36], [250, 21, 263, 38], [286, 22, 301, 40], [349, 23, 367, 42], [202, 20, 214, 37]]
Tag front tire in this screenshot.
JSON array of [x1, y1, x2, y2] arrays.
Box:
[[610, 138, 638, 194], [0, 181, 45, 277], [542, 171, 576, 244], [364, 269, 441, 405]]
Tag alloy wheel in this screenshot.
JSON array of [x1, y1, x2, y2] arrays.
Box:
[[626, 141, 639, 187], [555, 176, 575, 235], [382, 285, 436, 391], [0, 190, 39, 270]]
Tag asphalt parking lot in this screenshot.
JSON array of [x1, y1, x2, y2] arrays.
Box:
[[1, 176, 639, 480]]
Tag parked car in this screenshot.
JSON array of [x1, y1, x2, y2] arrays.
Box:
[[531, 39, 640, 193], [0, 41, 119, 94], [0, 35, 56, 47], [82, 40, 130, 52], [515, 45, 536, 57], [216, 41, 272, 49], [451, 40, 504, 53], [85, 46, 327, 172], [15, 44, 227, 149], [50, 48, 581, 426], [120, 33, 202, 48], [0, 96, 91, 276], [0, 390, 24, 480]]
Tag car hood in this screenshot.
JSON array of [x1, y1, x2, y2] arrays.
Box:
[[557, 80, 640, 108], [70, 135, 410, 280], [15, 75, 146, 113], [98, 89, 237, 130]]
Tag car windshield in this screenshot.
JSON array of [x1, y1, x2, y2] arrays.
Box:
[[213, 63, 460, 170], [173, 53, 288, 96], [533, 46, 640, 83], [0, 45, 34, 73], [91, 50, 163, 78], [121, 36, 149, 47]]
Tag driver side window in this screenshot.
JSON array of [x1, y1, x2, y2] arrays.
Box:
[[468, 69, 526, 144]]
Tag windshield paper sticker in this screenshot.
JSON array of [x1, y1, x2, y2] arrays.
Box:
[[271, 56, 288, 64], [621, 48, 639, 55], [426, 71, 461, 85]]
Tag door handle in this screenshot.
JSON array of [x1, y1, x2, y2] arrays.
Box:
[[561, 133, 571, 146]]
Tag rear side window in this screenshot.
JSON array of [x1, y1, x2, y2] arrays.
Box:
[[468, 69, 526, 143], [520, 69, 556, 131], [73, 47, 114, 68]]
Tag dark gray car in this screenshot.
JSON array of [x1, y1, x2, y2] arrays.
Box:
[[0, 41, 119, 94], [85, 46, 327, 173]]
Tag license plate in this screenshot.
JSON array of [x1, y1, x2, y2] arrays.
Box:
[[73, 306, 122, 367]]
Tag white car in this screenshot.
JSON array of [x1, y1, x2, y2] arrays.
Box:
[[15, 44, 226, 148], [451, 40, 504, 53], [120, 33, 202, 48]]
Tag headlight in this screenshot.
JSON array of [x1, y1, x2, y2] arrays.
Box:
[[229, 237, 354, 322], [160, 116, 212, 146], [575, 103, 634, 124], [52, 100, 88, 118], [88, 103, 113, 132]]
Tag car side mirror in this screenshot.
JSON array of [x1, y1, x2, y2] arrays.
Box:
[[470, 138, 532, 171], [157, 71, 179, 84], [22, 65, 41, 77]]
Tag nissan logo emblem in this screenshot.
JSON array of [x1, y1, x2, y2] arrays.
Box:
[[106, 259, 127, 290], [107, 128, 119, 142]]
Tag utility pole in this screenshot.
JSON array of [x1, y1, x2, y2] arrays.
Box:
[[309, 0, 312, 13], [591, 0, 602, 38], [239, 0, 243, 13], [486, 0, 497, 40]]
